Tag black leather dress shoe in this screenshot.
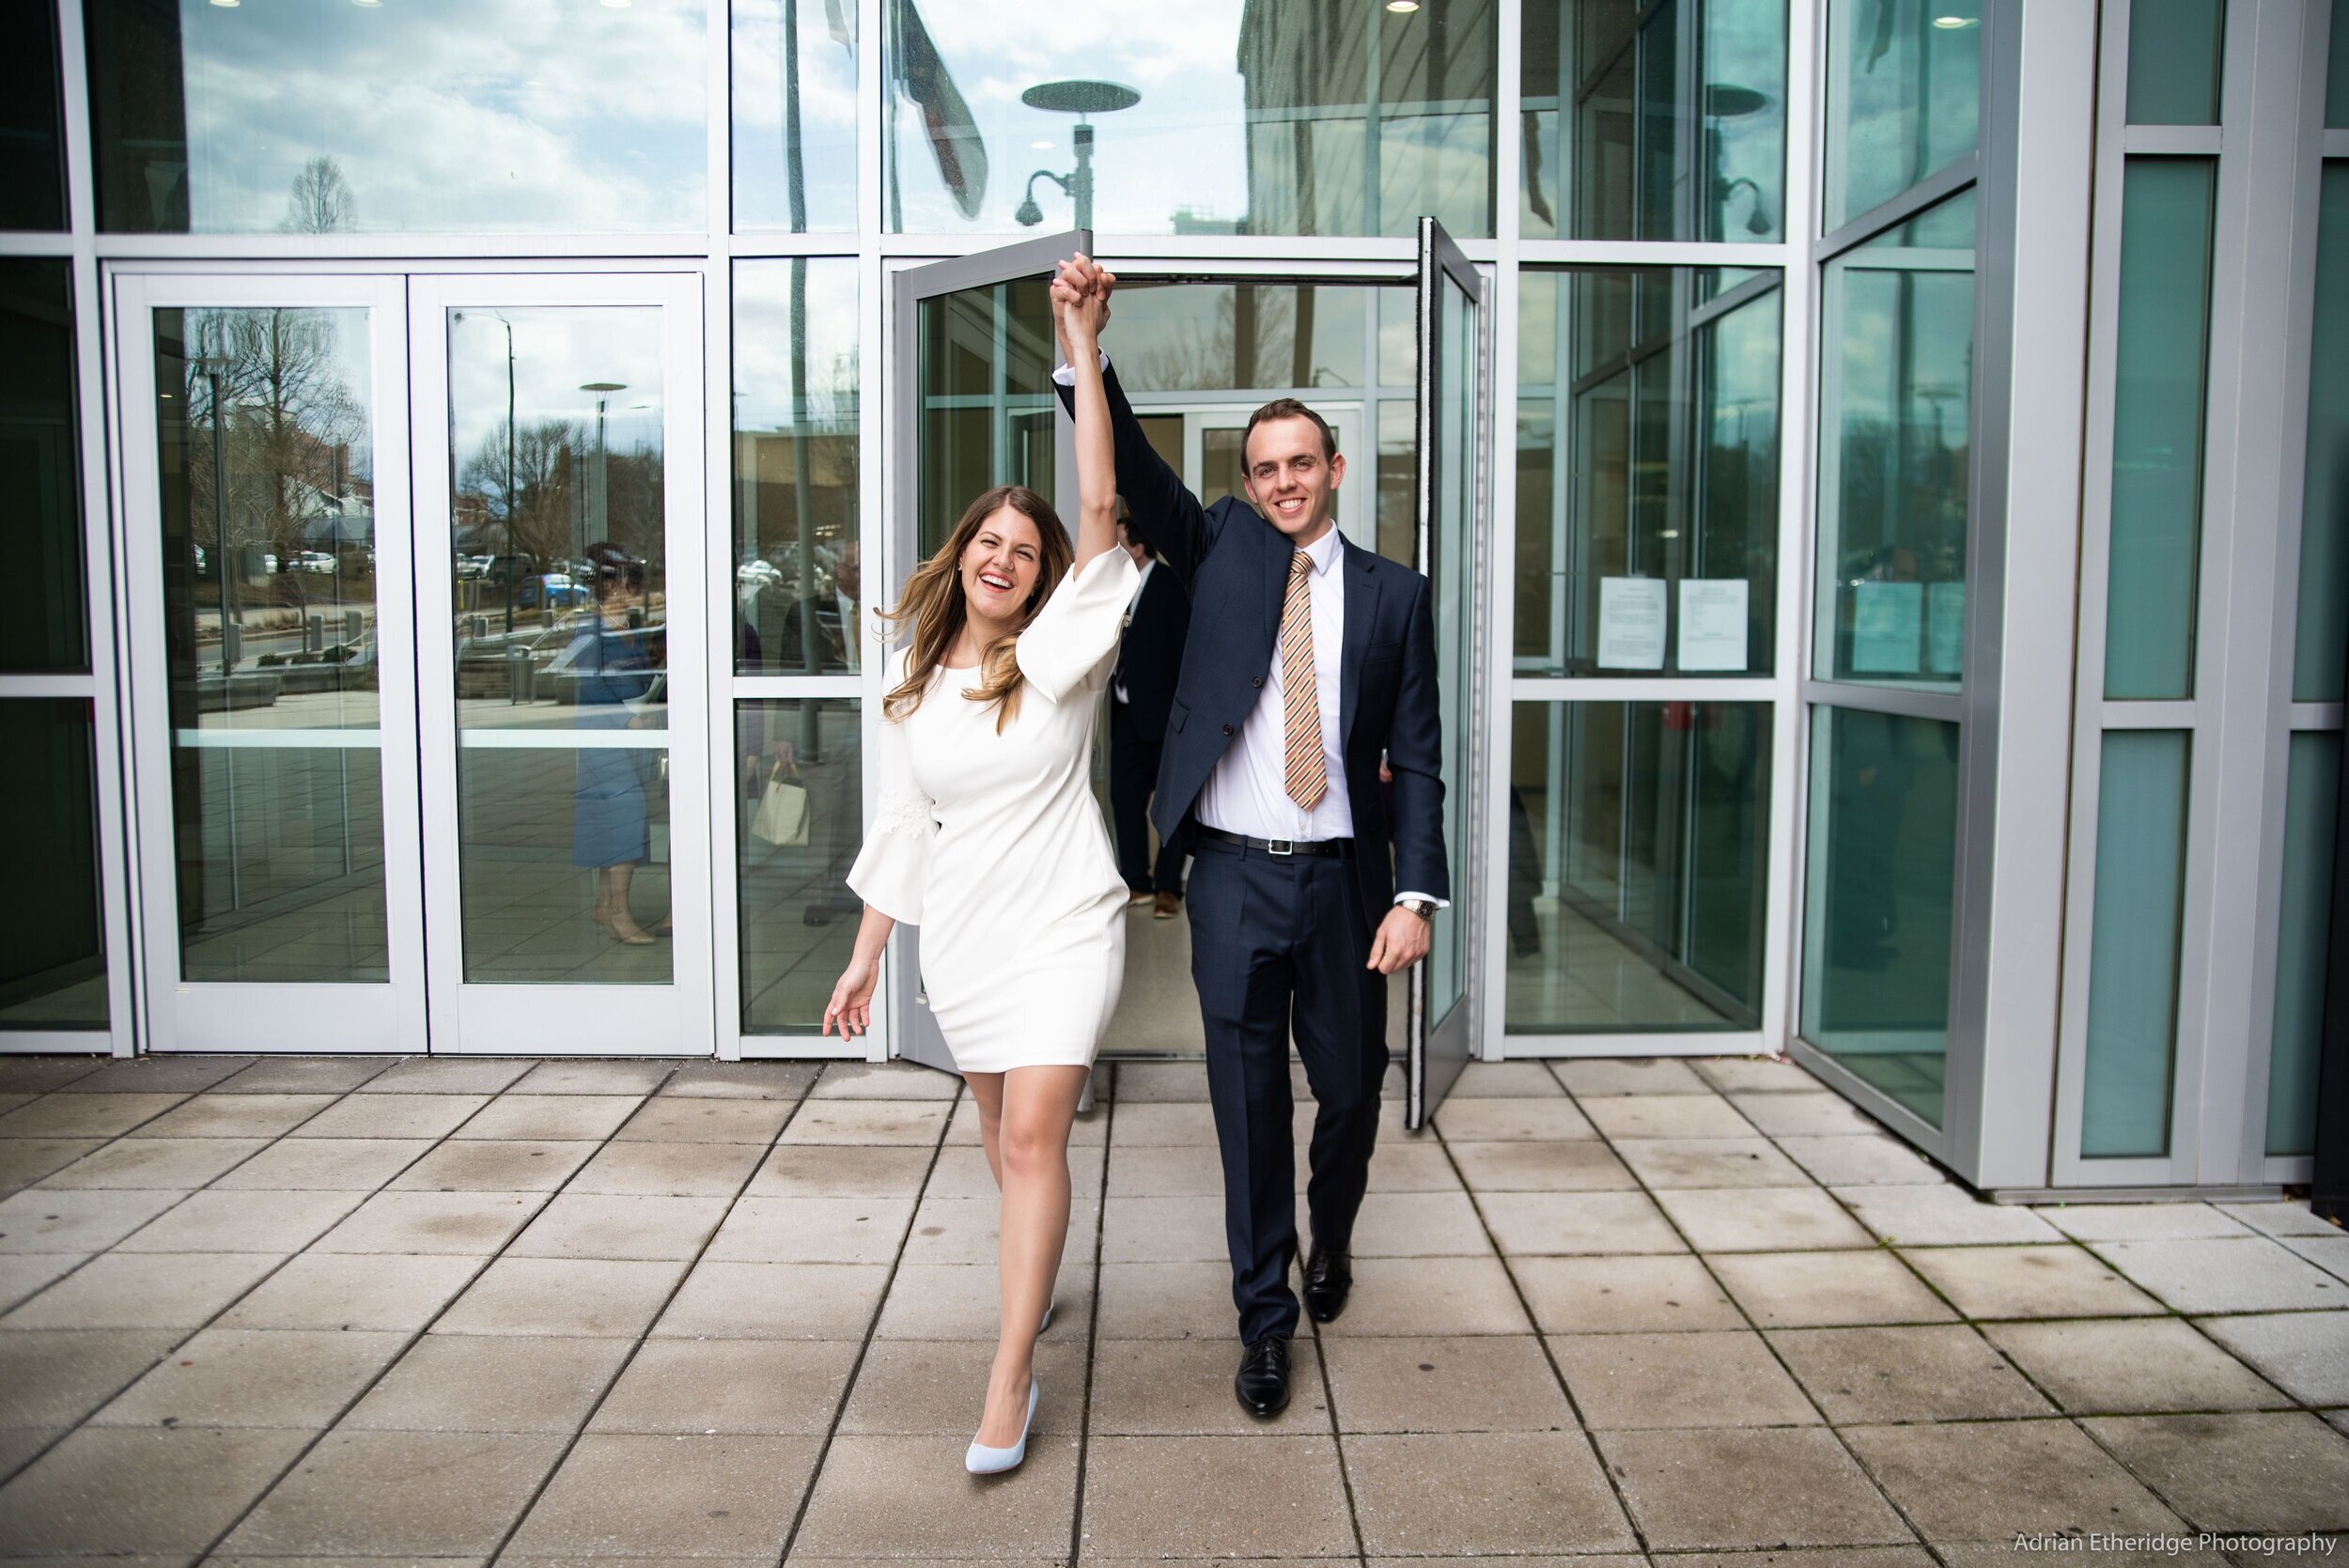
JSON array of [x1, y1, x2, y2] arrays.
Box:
[[1302, 1245, 1353, 1323], [1234, 1336, 1291, 1419]]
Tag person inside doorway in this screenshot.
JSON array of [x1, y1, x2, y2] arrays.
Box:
[[1109, 514, 1193, 918]]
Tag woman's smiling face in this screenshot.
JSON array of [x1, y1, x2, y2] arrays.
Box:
[[959, 505, 1045, 619]]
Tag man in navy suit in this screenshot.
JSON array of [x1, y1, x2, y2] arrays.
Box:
[[1051, 258, 1448, 1419], [1110, 518, 1194, 917]]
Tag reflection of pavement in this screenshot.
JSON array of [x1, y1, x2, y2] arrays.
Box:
[[1505, 900, 1735, 1031]]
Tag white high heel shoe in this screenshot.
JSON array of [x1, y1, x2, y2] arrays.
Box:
[[964, 1378, 1038, 1476]]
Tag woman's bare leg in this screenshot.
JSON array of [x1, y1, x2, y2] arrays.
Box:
[[963, 1070, 1004, 1191], [975, 1063, 1089, 1446]]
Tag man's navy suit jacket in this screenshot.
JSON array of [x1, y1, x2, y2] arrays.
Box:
[[1112, 559, 1190, 743], [1056, 365, 1448, 929]]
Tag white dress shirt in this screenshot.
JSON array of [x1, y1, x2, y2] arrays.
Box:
[[1112, 556, 1153, 705]]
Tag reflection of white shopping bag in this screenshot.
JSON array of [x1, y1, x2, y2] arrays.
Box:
[[751, 761, 811, 847]]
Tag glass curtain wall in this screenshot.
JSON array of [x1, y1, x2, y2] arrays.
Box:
[[2264, 16, 2349, 1158], [1797, 0, 1982, 1130], [1509, 266, 1782, 1036]]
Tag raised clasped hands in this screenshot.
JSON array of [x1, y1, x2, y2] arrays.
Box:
[[1050, 253, 1116, 352]]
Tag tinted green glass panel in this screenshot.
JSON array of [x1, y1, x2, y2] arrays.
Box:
[[1507, 701, 1771, 1032], [0, 700, 106, 1030], [2329, 0, 2349, 128], [0, 261, 86, 673], [2081, 731, 2189, 1158], [2106, 159, 2217, 702], [883, 0, 1494, 236], [86, 0, 708, 233], [1823, 0, 1980, 229], [737, 700, 861, 1032], [732, 0, 858, 233], [2126, 0, 2225, 125], [1800, 706, 1957, 1128], [1815, 191, 1975, 687], [1517, 270, 1781, 677], [0, 3, 65, 230], [735, 260, 862, 675], [1519, 0, 1786, 241], [2294, 165, 2349, 701], [2267, 732, 2337, 1157]]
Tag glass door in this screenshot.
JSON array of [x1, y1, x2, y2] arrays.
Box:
[[117, 273, 426, 1052], [409, 273, 712, 1054], [888, 233, 1087, 1073], [1407, 218, 1488, 1128]]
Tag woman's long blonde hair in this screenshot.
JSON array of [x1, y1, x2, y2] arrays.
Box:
[[877, 485, 1074, 733]]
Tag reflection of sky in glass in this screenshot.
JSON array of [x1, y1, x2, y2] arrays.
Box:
[[124, 0, 706, 233], [883, 0, 1492, 236], [733, 0, 860, 232], [181, 307, 374, 484], [446, 308, 664, 466], [733, 261, 861, 432]]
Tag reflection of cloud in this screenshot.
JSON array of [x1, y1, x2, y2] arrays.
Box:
[[733, 0, 861, 231], [445, 307, 667, 461], [177, 0, 707, 233], [732, 261, 862, 430]]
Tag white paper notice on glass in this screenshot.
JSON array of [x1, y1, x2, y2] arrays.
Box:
[[1851, 581, 1924, 675], [1925, 581, 1965, 675], [1677, 580, 1750, 673], [1597, 577, 1668, 670]]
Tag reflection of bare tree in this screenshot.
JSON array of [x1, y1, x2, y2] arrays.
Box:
[[459, 418, 578, 568], [282, 155, 356, 234], [186, 309, 366, 568]]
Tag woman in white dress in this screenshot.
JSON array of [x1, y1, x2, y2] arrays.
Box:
[[822, 272, 1131, 1475]]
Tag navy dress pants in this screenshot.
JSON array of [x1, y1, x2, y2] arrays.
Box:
[[1185, 833, 1388, 1346]]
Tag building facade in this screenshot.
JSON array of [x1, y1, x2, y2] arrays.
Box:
[[1, 0, 2340, 1198]]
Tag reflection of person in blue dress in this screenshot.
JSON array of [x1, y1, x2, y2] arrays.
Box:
[[569, 545, 663, 945]]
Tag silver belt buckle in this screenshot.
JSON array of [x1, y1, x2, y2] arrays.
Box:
[[1265, 838, 1295, 857]]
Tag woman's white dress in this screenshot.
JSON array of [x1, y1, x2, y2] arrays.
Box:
[[848, 548, 1139, 1072]]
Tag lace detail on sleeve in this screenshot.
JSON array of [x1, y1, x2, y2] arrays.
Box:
[[871, 789, 937, 842]]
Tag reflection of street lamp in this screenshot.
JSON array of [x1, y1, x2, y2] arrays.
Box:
[[1013, 79, 1141, 230], [1703, 84, 1773, 240], [191, 356, 237, 676], [455, 310, 518, 635], [581, 380, 626, 554]]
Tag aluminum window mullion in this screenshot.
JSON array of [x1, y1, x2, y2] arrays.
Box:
[[1814, 154, 1983, 261]]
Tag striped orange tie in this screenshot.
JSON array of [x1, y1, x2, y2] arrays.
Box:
[[1280, 549, 1327, 810]]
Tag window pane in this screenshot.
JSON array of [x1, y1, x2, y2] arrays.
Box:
[[882, 0, 1494, 237], [1516, 269, 1781, 677], [732, 0, 859, 232], [2330, 0, 2349, 128], [1823, 0, 1980, 230], [2081, 730, 2190, 1158], [916, 280, 1058, 561], [2105, 159, 2217, 701], [2126, 0, 2225, 125], [1800, 706, 1957, 1129], [156, 306, 388, 984], [1520, 0, 1786, 241], [0, 260, 87, 673], [444, 307, 672, 983], [1110, 283, 1366, 393], [2294, 165, 2349, 701], [1815, 192, 1974, 687], [738, 700, 863, 1032], [735, 260, 862, 674], [86, 0, 708, 234], [2267, 732, 2336, 1157], [0, 3, 65, 230], [0, 700, 106, 1030], [1507, 701, 1771, 1032]]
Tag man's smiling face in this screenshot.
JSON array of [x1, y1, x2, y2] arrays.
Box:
[[1241, 413, 1345, 545]]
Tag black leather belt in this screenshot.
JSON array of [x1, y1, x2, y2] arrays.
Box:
[[1195, 826, 1356, 860]]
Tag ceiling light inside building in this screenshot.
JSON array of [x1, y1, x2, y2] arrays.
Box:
[[1386, 0, 1421, 12], [1932, 14, 1979, 26]]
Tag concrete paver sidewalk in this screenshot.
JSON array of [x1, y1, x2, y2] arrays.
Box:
[[0, 1049, 2343, 1564]]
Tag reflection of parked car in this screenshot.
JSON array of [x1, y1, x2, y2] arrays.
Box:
[[736, 559, 783, 585], [516, 573, 588, 610], [294, 551, 337, 574]]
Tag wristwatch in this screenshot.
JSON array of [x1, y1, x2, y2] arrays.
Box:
[[1401, 899, 1437, 923]]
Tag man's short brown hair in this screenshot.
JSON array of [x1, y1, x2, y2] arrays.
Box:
[[1243, 397, 1338, 467]]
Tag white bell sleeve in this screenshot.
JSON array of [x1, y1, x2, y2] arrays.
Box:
[[845, 656, 937, 924], [1014, 548, 1141, 704]]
